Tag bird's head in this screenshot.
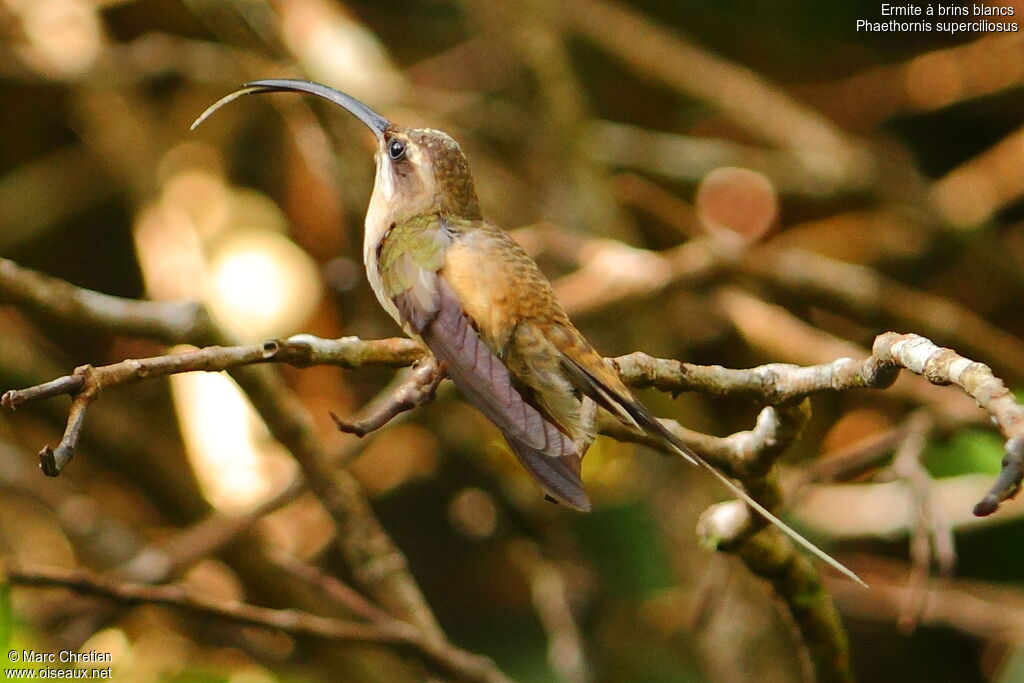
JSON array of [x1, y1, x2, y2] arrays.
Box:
[[193, 79, 482, 227]]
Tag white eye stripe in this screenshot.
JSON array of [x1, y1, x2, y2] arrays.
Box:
[[375, 156, 394, 196]]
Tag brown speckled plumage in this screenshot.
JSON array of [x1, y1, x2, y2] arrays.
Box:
[[388, 127, 482, 221], [366, 125, 667, 511]]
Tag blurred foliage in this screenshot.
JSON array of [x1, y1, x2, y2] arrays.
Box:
[[0, 581, 10, 656], [574, 504, 675, 599], [925, 430, 1004, 478]]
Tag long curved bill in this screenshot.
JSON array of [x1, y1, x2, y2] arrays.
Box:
[[191, 79, 389, 139]]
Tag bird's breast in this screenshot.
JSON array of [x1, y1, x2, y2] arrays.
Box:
[[363, 223, 403, 328]]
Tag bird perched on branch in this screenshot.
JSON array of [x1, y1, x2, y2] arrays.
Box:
[[194, 79, 862, 585]]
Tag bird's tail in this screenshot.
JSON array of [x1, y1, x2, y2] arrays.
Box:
[[556, 334, 865, 585], [621, 400, 867, 587]]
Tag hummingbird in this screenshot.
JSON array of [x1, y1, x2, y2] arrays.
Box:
[[194, 79, 862, 585]]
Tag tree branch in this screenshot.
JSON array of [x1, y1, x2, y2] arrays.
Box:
[[0, 258, 441, 638], [4, 563, 510, 683], [606, 392, 852, 682], [674, 398, 846, 682], [265, 553, 513, 683], [871, 332, 1024, 516], [706, 525, 853, 683], [6, 329, 1023, 517], [0, 257, 207, 344], [7, 259, 1024, 683]]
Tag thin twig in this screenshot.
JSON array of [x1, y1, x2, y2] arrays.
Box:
[[826, 555, 1024, 643], [597, 403, 807, 485], [267, 553, 513, 683], [790, 423, 912, 490], [269, 552, 390, 624], [883, 412, 947, 630], [332, 356, 443, 436], [0, 339, 421, 477], [871, 333, 1024, 517], [115, 478, 306, 584], [5, 563, 511, 683], [508, 540, 590, 683], [38, 391, 92, 476]]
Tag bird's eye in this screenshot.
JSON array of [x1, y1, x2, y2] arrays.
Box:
[[388, 139, 406, 160]]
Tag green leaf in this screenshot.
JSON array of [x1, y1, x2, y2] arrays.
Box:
[[923, 429, 1003, 478]]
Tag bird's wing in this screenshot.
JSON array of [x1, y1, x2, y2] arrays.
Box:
[[379, 215, 590, 511]]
